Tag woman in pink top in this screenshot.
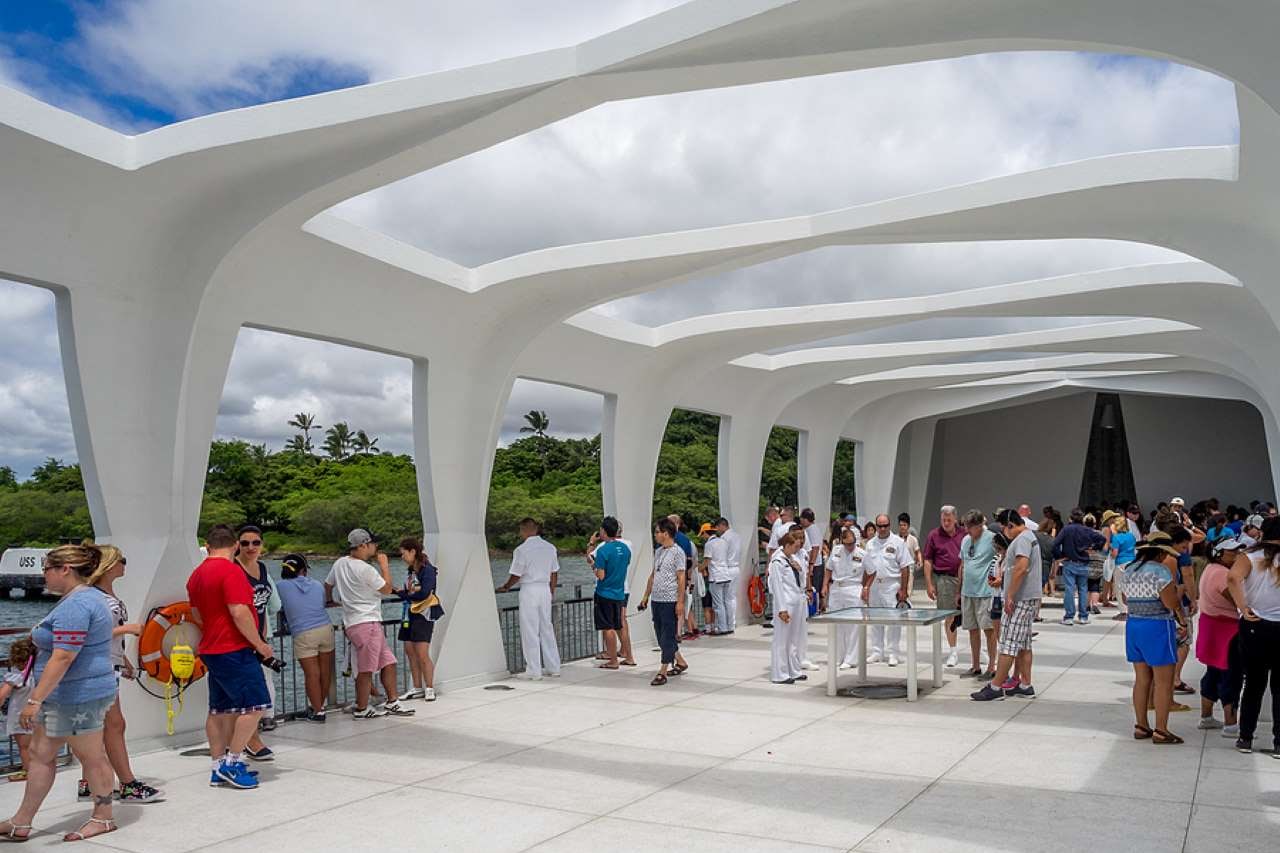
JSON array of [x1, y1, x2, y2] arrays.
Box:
[[1196, 538, 1244, 735]]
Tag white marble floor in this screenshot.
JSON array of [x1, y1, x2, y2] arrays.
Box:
[[1, 608, 1276, 851]]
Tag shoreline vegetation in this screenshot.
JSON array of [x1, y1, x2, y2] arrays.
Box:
[[0, 410, 856, 555]]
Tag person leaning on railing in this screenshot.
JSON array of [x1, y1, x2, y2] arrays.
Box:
[[395, 537, 439, 703], [276, 553, 336, 723]]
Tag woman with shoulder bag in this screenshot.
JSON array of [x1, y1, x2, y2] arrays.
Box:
[[397, 537, 441, 702]]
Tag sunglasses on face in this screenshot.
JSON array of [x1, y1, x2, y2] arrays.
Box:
[[239, 540, 262, 547], [875, 523, 890, 528]]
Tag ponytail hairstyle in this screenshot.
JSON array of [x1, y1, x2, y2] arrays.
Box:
[[85, 544, 124, 587], [44, 543, 102, 580]]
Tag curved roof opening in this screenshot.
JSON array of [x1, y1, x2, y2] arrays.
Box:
[[334, 51, 1236, 267]]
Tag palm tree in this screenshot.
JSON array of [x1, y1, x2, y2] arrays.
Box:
[[352, 430, 380, 456], [283, 435, 308, 454], [519, 410, 550, 438], [287, 412, 321, 453], [323, 422, 354, 460]]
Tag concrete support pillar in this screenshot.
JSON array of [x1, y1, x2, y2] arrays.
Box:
[[901, 418, 938, 526], [55, 287, 238, 738], [412, 358, 511, 685], [717, 413, 775, 622], [601, 390, 675, 645], [853, 418, 906, 524], [798, 426, 840, 527]]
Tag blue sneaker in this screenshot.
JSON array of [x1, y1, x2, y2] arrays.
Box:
[[214, 761, 259, 789]]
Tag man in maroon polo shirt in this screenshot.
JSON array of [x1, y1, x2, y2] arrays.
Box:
[[923, 504, 965, 668]]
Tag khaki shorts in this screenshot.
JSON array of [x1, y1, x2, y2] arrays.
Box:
[[961, 595, 994, 631], [934, 574, 960, 609], [292, 625, 336, 658]]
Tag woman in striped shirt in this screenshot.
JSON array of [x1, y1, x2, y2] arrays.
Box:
[[639, 517, 688, 686]]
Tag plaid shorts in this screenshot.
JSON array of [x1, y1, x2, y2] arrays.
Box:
[[998, 599, 1038, 656]]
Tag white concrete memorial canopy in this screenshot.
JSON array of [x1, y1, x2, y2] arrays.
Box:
[[3, 0, 1280, 735]]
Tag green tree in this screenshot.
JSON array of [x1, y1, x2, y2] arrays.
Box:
[[519, 410, 550, 438], [323, 422, 353, 460], [352, 430, 380, 456], [283, 435, 308, 454], [30, 457, 65, 485], [0, 466, 16, 491], [831, 438, 857, 516], [287, 411, 321, 453]]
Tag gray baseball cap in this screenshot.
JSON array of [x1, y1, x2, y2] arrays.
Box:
[[347, 528, 377, 547]]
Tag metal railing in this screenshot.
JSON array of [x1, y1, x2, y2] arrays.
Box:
[[0, 627, 72, 775]]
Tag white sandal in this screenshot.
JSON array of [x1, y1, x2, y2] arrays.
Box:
[[0, 821, 31, 843], [63, 817, 115, 843]]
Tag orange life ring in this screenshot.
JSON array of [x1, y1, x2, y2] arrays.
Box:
[[747, 574, 767, 617], [138, 602, 206, 684]]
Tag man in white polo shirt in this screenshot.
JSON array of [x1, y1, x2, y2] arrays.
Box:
[[496, 517, 561, 679]]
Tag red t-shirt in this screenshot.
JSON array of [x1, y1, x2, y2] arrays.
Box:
[[186, 556, 256, 655]]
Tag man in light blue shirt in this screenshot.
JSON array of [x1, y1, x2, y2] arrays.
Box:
[[958, 509, 998, 678]]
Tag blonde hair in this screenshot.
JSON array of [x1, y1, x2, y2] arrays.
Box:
[[85, 545, 124, 587], [44, 544, 102, 580], [1111, 516, 1129, 533]]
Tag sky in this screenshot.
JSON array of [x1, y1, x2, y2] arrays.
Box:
[[0, 1, 1240, 478]]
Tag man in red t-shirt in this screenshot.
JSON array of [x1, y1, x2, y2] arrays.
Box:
[[187, 524, 279, 790]]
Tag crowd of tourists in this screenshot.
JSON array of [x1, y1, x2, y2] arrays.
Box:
[[3, 490, 1277, 839]]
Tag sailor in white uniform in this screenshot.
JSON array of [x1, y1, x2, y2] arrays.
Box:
[[767, 529, 807, 683], [824, 526, 869, 668], [495, 518, 561, 679], [863, 513, 914, 665]]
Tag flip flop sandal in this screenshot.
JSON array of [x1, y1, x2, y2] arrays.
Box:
[[620, 661, 637, 666], [597, 663, 620, 670], [1152, 729, 1184, 745], [0, 822, 32, 843], [1173, 682, 1195, 695], [64, 817, 116, 842], [673, 663, 689, 674], [667, 667, 684, 676], [650, 674, 668, 686], [1133, 724, 1153, 740]]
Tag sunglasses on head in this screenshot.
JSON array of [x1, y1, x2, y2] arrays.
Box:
[[239, 539, 262, 547]]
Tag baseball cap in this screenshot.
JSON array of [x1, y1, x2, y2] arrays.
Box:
[[1246, 513, 1265, 529], [697, 522, 714, 537], [1169, 497, 1185, 507], [1212, 537, 1243, 553], [841, 513, 856, 521], [347, 528, 377, 547]]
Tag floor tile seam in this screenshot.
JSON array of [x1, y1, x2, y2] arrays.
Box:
[[1182, 728, 1209, 853], [590, 706, 824, 826], [847, 616, 1126, 849], [587, 811, 849, 852], [186, 783, 404, 852], [1179, 795, 1280, 816]]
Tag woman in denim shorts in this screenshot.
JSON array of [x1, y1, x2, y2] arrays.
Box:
[[1, 545, 120, 842]]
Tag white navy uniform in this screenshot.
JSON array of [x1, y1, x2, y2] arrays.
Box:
[[826, 542, 868, 666], [511, 534, 561, 677], [719, 528, 742, 631], [864, 532, 913, 657], [767, 549, 805, 682]]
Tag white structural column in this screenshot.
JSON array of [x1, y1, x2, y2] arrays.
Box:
[[411, 359, 511, 684], [55, 285, 243, 735], [717, 413, 775, 622], [896, 419, 939, 525], [797, 426, 841, 525], [601, 388, 678, 644], [852, 417, 909, 524]]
